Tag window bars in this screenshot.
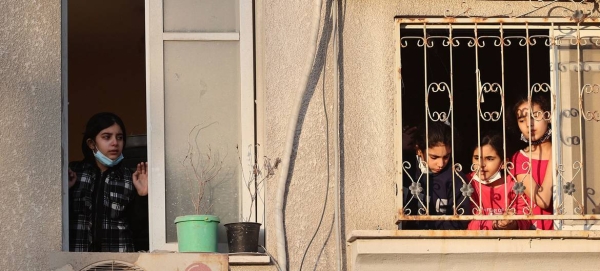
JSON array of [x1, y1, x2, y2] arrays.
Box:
[[395, 18, 600, 229]]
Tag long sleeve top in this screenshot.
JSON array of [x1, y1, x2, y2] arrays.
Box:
[[69, 160, 144, 252], [402, 157, 471, 230]]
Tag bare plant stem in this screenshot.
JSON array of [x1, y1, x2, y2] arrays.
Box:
[[182, 123, 225, 215], [237, 145, 280, 222]]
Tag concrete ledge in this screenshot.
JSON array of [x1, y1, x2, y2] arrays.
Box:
[[49, 252, 272, 270], [348, 230, 600, 241], [229, 254, 271, 265], [349, 230, 600, 271], [49, 252, 228, 271]]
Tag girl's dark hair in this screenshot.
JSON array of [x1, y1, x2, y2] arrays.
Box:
[[511, 93, 551, 121], [81, 112, 127, 161], [509, 93, 551, 138], [472, 132, 505, 161], [414, 120, 453, 153]]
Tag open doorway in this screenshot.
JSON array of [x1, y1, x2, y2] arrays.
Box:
[[67, 0, 148, 251]]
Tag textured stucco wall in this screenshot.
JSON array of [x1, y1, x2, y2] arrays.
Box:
[[258, 0, 586, 270], [0, 0, 591, 270], [0, 0, 62, 270]]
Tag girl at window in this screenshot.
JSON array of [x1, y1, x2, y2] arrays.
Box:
[[511, 95, 554, 230], [402, 120, 471, 230], [467, 133, 531, 230], [68, 112, 148, 251]]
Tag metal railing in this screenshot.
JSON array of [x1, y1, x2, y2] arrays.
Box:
[[395, 13, 600, 229]]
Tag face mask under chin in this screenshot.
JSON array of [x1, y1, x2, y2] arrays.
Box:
[[417, 155, 447, 174], [472, 170, 502, 185], [417, 155, 430, 174], [93, 149, 124, 167]]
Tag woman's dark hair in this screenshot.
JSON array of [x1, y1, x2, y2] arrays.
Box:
[[414, 120, 453, 153], [472, 132, 505, 162], [81, 112, 127, 161]]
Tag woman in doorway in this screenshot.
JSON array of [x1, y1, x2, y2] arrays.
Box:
[[68, 112, 148, 252], [511, 95, 554, 230]]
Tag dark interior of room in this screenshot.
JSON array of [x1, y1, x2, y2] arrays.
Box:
[[400, 28, 551, 168], [68, 0, 148, 251]]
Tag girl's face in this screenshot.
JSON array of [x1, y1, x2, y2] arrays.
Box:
[[417, 144, 451, 174], [87, 123, 124, 160], [516, 102, 549, 141], [472, 144, 503, 180]]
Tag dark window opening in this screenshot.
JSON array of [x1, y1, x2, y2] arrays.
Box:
[[400, 28, 551, 167], [67, 0, 148, 251]]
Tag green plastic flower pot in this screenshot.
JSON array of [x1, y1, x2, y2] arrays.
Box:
[[174, 215, 220, 252]]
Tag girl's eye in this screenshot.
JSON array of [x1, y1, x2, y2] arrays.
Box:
[[117, 135, 123, 140]]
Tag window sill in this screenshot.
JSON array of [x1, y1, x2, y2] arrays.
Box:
[[348, 230, 600, 271], [348, 229, 600, 241], [229, 253, 270, 265], [49, 251, 271, 270], [50, 252, 229, 271]]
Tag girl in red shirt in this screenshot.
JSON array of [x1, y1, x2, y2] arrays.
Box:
[[511, 95, 554, 230], [467, 133, 531, 230]]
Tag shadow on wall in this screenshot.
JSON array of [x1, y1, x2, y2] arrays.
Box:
[[283, 0, 349, 270]]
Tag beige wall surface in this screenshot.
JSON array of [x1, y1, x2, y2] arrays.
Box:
[[0, 0, 594, 270], [258, 0, 587, 270], [0, 0, 62, 270]]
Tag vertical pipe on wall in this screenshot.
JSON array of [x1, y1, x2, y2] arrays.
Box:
[[333, 0, 343, 270], [274, 0, 324, 269], [61, 0, 70, 251]]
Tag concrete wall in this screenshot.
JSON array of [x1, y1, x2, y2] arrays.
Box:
[[258, 0, 586, 270], [0, 0, 62, 270], [0, 0, 592, 270]]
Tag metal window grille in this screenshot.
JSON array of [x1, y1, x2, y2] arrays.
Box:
[[395, 16, 600, 230]]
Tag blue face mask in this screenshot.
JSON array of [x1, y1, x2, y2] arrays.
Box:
[[94, 149, 124, 167]]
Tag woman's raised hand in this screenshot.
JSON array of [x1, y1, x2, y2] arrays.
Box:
[[133, 162, 148, 196], [68, 169, 77, 188]]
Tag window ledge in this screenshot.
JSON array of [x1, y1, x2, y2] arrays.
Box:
[[49, 252, 229, 271], [348, 229, 600, 241], [229, 253, 270, 265], [49, 252, 272, 270], [348, 230, 600, 271]]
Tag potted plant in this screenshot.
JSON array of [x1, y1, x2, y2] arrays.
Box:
[[224, 146, 279, 253], [174, 125, 225, 252]]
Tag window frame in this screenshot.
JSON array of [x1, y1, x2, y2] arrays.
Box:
[[146, 0, 258, 251], [394, 17, 600, 230]]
